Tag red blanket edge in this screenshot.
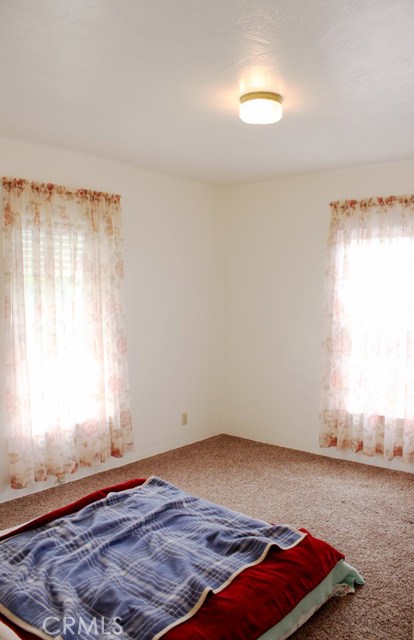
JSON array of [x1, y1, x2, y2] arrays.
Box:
[[0, 478, 345, 640]]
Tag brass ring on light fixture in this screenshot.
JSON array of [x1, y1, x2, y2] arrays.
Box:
[[240, 91, 283, 105]]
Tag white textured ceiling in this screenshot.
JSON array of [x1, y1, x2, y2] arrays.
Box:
[[0, 0, 413, 185]]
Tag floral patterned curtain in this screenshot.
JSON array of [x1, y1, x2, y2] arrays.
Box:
[[2, 177, 133, 488], [320, 195, 414, 463]]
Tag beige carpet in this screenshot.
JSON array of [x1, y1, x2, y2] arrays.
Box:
[[0, 435, 413, 640]]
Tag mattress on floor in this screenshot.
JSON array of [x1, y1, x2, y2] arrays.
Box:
[[0, 478, 364, 640]]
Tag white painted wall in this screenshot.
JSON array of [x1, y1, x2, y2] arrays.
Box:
[[1, 140, 412, 504], [0, 137, 225, 502], [223, 160, 414, 473]]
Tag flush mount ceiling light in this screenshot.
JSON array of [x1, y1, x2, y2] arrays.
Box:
[[239, 91, 283, 125]]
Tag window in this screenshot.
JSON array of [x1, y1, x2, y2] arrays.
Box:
[[320, 195, 414, 463], [2, 177, 133, 488]]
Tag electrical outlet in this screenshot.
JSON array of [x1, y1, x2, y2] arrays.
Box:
[[181, 412, 188, 426]]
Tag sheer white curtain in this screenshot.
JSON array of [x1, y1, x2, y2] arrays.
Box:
[[3, 177, 133, 488], [320, 195, 414, 463]]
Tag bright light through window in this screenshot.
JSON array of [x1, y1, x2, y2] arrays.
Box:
[[340, 237, 414, 418], [23, 226, 98, 435]]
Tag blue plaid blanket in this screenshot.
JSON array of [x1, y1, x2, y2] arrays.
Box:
[[0, 477, 306, 640]]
